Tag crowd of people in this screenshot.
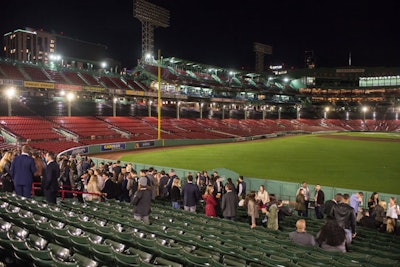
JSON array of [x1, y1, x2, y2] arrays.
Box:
[[0, 147, 399, 252]]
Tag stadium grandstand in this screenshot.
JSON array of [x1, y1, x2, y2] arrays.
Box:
[[1, 56, 400, 153], [1, 22, 400, 267]]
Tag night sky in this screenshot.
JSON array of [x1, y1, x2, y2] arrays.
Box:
[[1, 0, 399, 70]]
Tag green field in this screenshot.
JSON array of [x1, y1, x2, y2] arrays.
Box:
[[120, 133, 400, 194]]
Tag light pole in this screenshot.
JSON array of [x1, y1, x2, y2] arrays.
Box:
[[297, 105, 301, 119], [222, 105, 225, 120], [324, 107, 330, 119], [6, 87, 15, 117], [262, 106, 266, 120], [176, 101, 180, 119], [278, 107, 282, 120], [113, 97, 118, 117], [66, 92, 74, 117], [362, 106, 368, 122], [148, 100, 152, 117]]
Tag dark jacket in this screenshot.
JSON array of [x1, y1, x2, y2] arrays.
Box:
[[102, 178, 116, 199], [221, 190, 239, 218], [42, 161, 60, 204], [333, 202, 356, 234], [323, 200, 337, 218], [315, 190, 325, 206], [1, 160, 13, 192], [170, 185, 181, 202], [132, 188, 152, 216], [10, 154, 36, 186], [182, 182, 200, 207]]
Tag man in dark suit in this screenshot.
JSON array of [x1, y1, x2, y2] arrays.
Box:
[[314, 184, 325, 219], [10, 145, 36, 198], [181, 175, 200, 212], [101, 172, 116, 199], [221, 183, 239, 221], [43, 152, 60, 204]]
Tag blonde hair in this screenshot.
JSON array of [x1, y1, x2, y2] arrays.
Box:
[[296, 219, 306, 231], [379, 200, 387, 210], [203, 185, 214, 198], [172, 177, 181, 188], [0, 151, 13, 173], [386, 218, 395, 233]]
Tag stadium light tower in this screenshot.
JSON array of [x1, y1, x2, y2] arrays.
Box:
[[254, 42, 272, 73], [6, 87, 15, 117], [134, 0, 170, 60]]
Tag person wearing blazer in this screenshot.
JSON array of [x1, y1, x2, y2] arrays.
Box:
[[10, 145, 36, 198], [43, 152, 60, 204]]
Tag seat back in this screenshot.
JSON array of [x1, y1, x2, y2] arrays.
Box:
[[27, 234, 48, 250]]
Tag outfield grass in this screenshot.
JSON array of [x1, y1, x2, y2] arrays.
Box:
[[120, 133, 400, 194]]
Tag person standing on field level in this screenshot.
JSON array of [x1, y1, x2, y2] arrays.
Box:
[[10, 145, 36, 198]]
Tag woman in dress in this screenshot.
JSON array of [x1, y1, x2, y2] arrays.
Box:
[[202, 185, 217, 217]]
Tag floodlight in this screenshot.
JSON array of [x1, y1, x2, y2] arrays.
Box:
[[66, 92, 74, 102], [101, 62, 107, 69], [325, 107, 330, 112], [362, 106, 368, 112], [6, 87, 15, 99]]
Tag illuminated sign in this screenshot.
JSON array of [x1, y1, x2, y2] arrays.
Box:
[[82, 86, 105, 92], [24, 81, 55, 89], [0, 79, 23, 86], [101, 143, 126, 151], [336, 69, 365, 73], [135, 141, 155, 149], [55, 84, 82, 91]]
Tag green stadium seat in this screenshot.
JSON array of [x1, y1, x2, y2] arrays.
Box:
[[26, 234, 48, 251], [70, 235, 92, 255], [104, 238, 125, 253], [334, 257, 363, 267], [87, 232, 104, 244], [8, 225, 29, 241], [48, 243, 73, 262], [156, 240, 183, 260], [29, 249, 54, 267], [136, 236, 156, 251], [368, 256, 398, 267], [72, 252, 99, 267], [91, 242, 115, 265], [223, 257, 247, 267], [114, 251, 140, 267], [306, 253, 334, 265], [153, 257, 183, 267], [267, 254, 293, 266], [128, 247, 153, 263], [52, 227, 72, 246]]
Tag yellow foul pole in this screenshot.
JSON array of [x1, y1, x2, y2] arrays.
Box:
[[157, 49, 161, 140]]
